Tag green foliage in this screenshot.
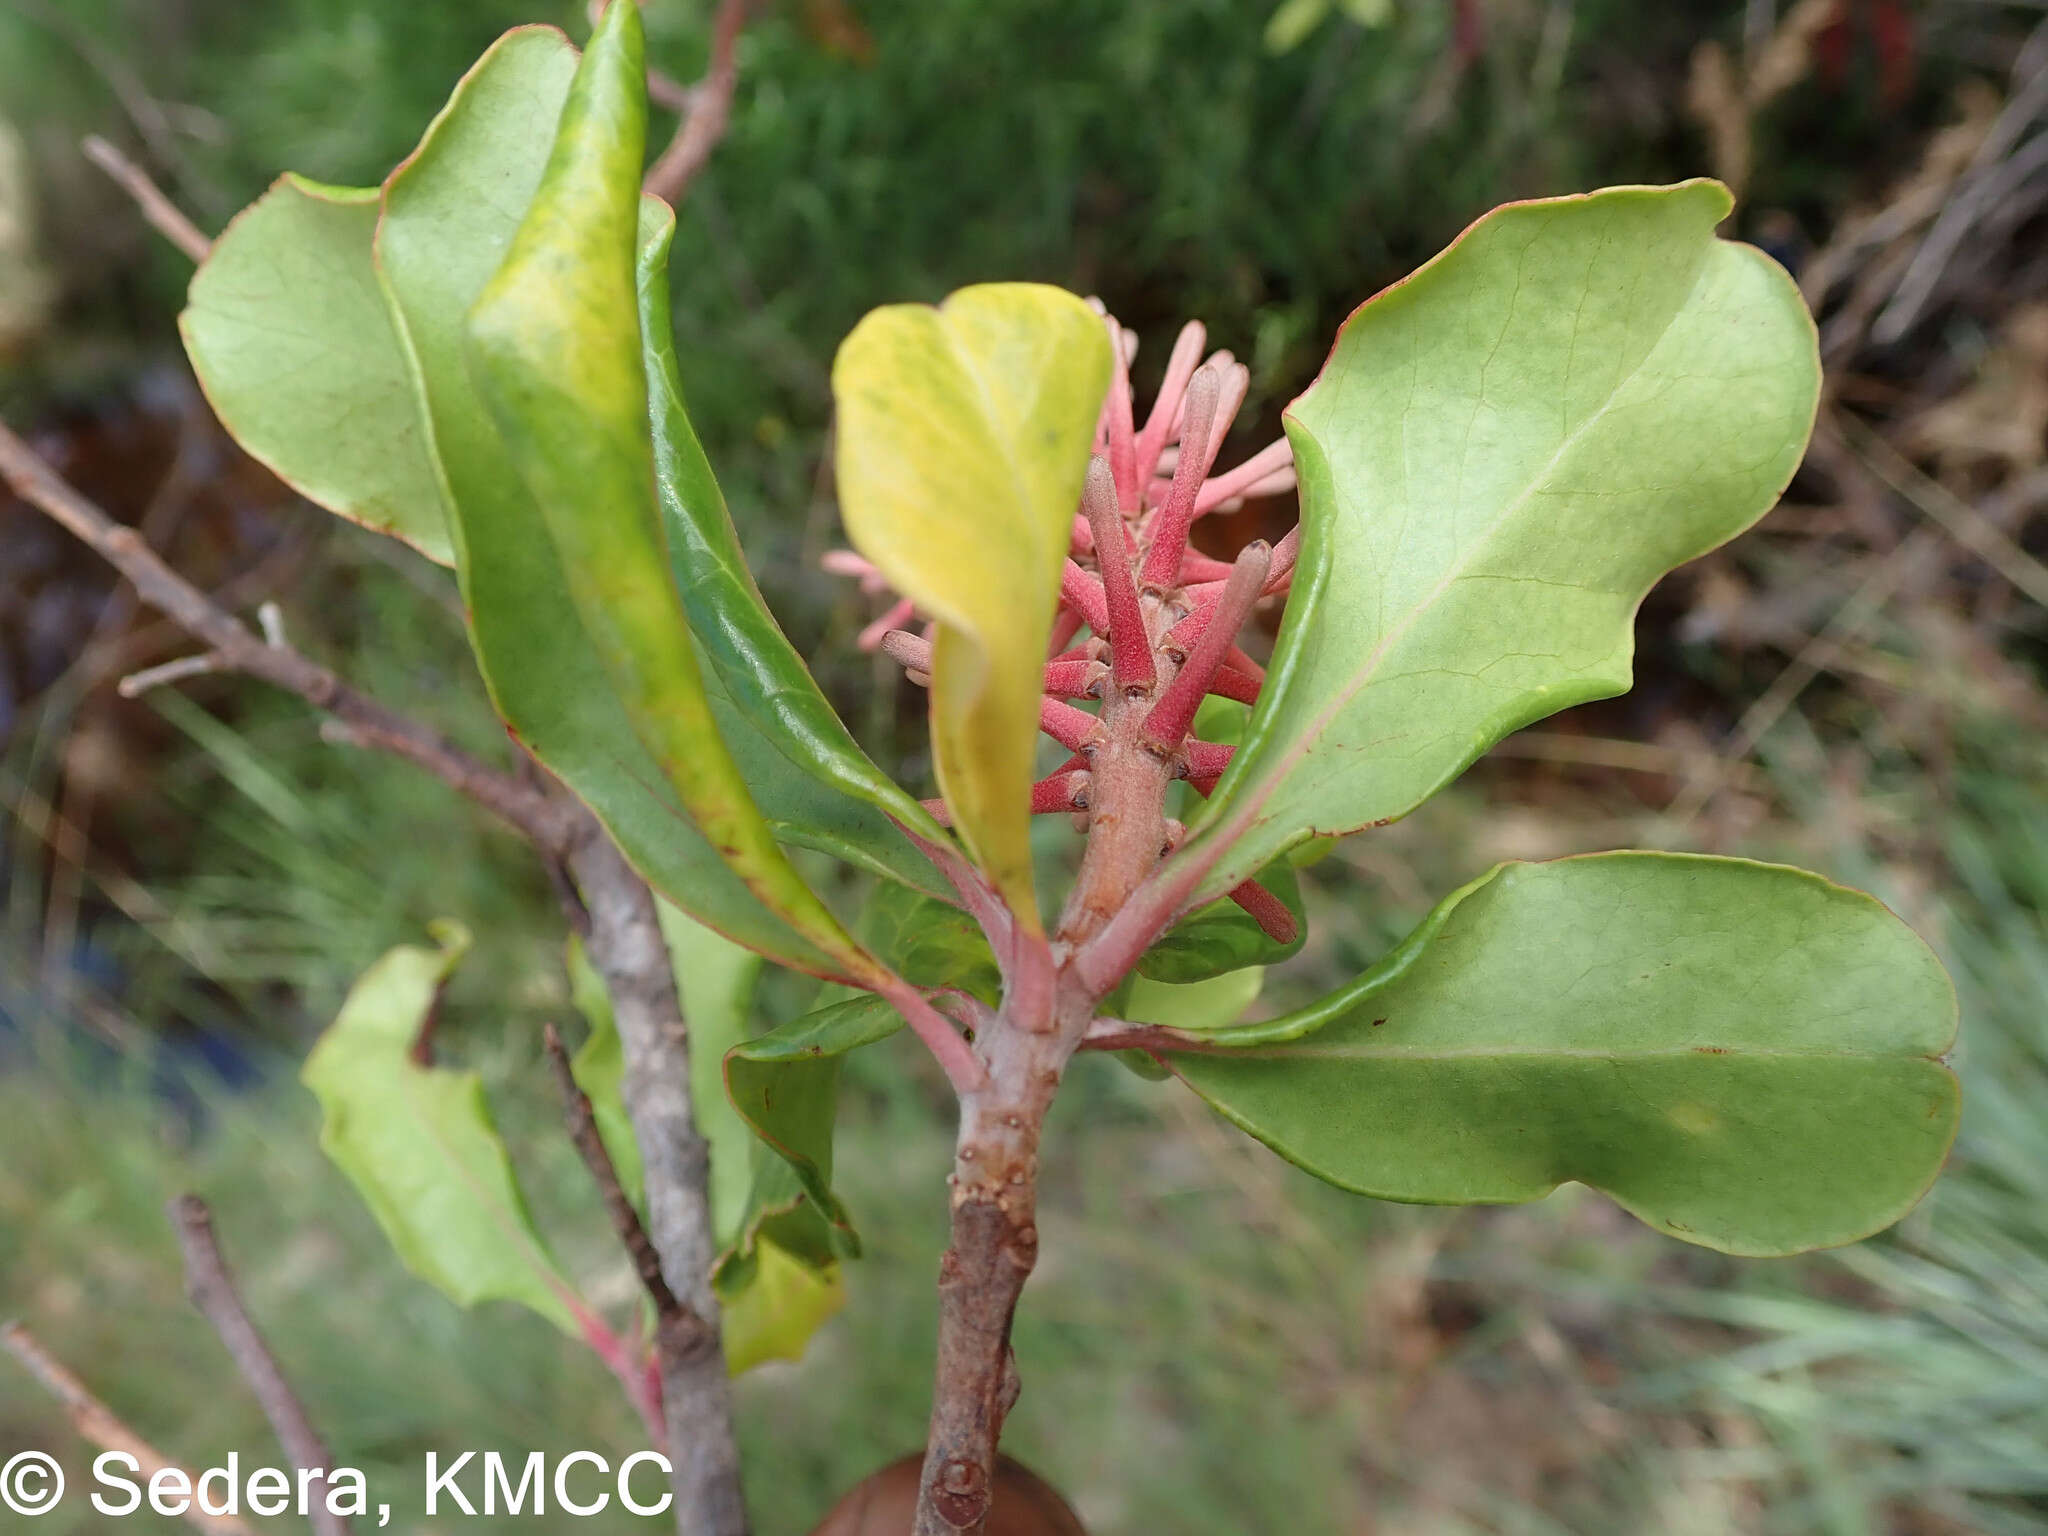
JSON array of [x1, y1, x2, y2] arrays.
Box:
[[301, 923, 582, 1334], [467, 1, 872, 984], [1183, 181, 1822, 902], [180, 174, 451, 563], [635, 196, 951, 862], [1170, 854, 1958, 1255]]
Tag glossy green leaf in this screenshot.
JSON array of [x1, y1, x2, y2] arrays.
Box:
[[1183, 183, 1821, 900], [860, 879, 1001, 1000], [833, 284, 1110, 931], [464, 2, 872, 985], [723, 995, 904, 1251], [372, 26, 833, 974], [181, 174, 450, 564], [303, 924, 581, 1333], [1138, 858, 1304, 983], [1170, 854, 1959, 1255], [634, 200, 952, 864]]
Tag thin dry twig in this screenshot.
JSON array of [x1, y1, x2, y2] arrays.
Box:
[[168, 1196, 353, 1536], [81, 134, 212, 265], [642, 0, 750, 205], [1, 1322, 258, 1536], [0, 420, 575, 853], [542, 1022, 697, 1333]]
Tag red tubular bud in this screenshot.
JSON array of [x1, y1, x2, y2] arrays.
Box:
[[1104, 318, 1139, 509], [1043, 657, 1104, 698], [1143, 542, 1270, 748], [879, 628, 933, 673], [1209, 665, 1261, 705], [1039, 696, 1100, 754], [1227, 877, 1297, 943], [1136, 321, 1209, 485], [1083, 456, 1156, 695], [1029, 769, 1091, 815], [1183, 738, 1234, 782], [1061, 558, 1111, 637], [1138, 366, 1222, 590]]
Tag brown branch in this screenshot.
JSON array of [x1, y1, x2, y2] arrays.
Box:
[[0, 421, 577, 854], [81, 134, 213, 264], [566, 832, 748, 1536], [168, 1197, 353, 1536], [642, 0, 749, 206], [542, 1021, 698, 1331], [1, 1322, 258, 1536]]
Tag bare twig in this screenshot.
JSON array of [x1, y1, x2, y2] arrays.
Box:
[[81, 134, 212, 264], [566, 833, 747, 1536], [168, 1196, 353, 1536], [117, 650, 231, 697], [642, 0, 749, 206], [542, 1022, 695, 1329], [0, 420, 576, 853], [1, 1322, 257, 1536]]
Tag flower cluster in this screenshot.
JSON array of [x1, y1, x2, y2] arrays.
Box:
[[827, 308, 1301, 940]]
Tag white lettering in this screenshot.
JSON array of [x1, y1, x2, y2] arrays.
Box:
[[246, 1466, 289, 1516], [426, 1452, 475, 1515], [618, 1452, 672, 1516], [92, 1451, 140, 1515], [485, 1451, 546, 1515], [196, 1452, 239, 1516], [554, 1452, 608, 1517], [148, 1466, 192, 1517]]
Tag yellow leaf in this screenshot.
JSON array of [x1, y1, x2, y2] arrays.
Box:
[[721, 1241, 846, 1375], [831, 284, 1110, 932]]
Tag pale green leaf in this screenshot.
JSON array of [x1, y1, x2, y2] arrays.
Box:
[[1182, 183, 1821, 900], [181, 173, 449, 563], [303, 924, 582, 1333], [1170, 854, 1959, 1255]]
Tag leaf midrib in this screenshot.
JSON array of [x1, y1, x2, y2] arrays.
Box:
[[1182, 1041, 1945, 1064]]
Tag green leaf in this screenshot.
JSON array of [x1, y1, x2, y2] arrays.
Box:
[[372, 26, 833, 974], [303, 924, 581, 1333], [1182, 183, 1821, 900], [634, 200, 952, 863], [723, 995, 904, 1252], [464, 1, 872, 984], [860, 879, 1001, 1000], [718, 1238, 845, 1376], [181, 174, 450, 564], [1169, 853, 1959, 1256], [1138, 857, 1304, 983], [1125, 966, 1266, 1032], [832, 284, 1110, 931]]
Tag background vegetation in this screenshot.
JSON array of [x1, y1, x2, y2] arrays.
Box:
[[2, 1, 2044, 1531]]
